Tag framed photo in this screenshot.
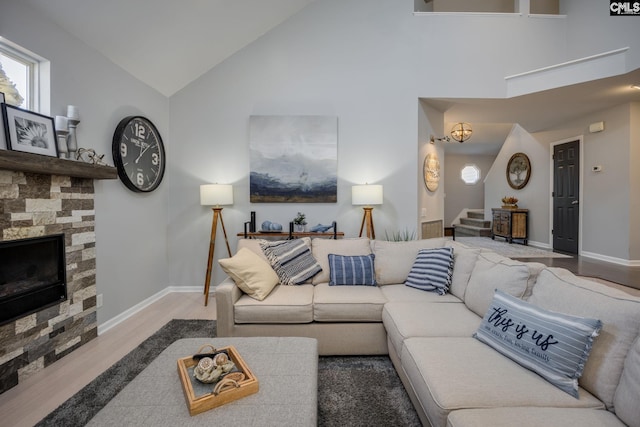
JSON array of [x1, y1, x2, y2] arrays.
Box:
[[506, 152, 531, 190], [0, 92, 6, 150], [2, 103, 58, 157]]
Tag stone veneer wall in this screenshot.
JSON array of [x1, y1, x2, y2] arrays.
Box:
[[0, 170, 97, 394]]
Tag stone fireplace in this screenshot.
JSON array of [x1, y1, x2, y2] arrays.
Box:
[[0, 152, 116, 394]]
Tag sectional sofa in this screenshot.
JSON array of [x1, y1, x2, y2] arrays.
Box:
[[215, 237, 640, 427]]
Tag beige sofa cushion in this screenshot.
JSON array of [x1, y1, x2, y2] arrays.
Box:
[[313, 283, 386, 322], [372, 238, 446, 285], [464, 252, 539, 317], [234, 284, 314, 323], [380, 285, 461, 304], [383, 302, 481, 355], [614, 336, 640, 427], [447, 408, 626, 427], [218, 247, 279, 300], [443, 241, 481, 299], [528, 268, 640, 411], [311, 238, 372, 284], [236, 238, 269, 261], [401, 337, 603, 427]]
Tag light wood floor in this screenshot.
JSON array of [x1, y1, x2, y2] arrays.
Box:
[[0, 292, 216, 427]]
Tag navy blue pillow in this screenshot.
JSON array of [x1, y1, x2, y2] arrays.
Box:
[[404, 247, 454, 295], [328, 254, 376, 286]]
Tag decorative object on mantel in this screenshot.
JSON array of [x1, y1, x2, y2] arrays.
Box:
[[200, 183, 233, 306], [423, 152, 440, 192], [55, 115, 69, 158], [112, 116, 166, 192], [261, 220, 283, 232], [2, 103, 58, 157], [66, 105, 80, 159], [293, 212, 307, 232], [507, 152, 531, 189], [76, 148, 107, 165], [352, 183, 383, 239], [501, 196, 519, 209]]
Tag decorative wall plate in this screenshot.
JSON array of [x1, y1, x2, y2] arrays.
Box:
[[423, 152, 440, 192], [506, 152, 531, 190]]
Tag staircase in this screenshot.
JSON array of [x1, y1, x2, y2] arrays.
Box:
[[454, 210, 492, 238]]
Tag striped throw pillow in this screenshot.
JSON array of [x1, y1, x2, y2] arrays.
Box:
[[404, 247, 454, 295], [474, 290, 602, 398], [328, 254, 376, 286], [260, 238, 322, 286]]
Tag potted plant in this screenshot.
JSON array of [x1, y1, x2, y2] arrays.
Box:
[[501, 196, 519, 208], [293, 212, 307, 232]]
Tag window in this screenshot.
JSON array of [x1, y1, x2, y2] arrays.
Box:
[[0, 38, 48, 113], [461, 164, 481, 184]]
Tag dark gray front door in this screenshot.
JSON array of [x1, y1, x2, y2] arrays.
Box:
[[553, 140, 580, 254]]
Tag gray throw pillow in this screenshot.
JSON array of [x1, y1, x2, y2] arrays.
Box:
[[474, 289, 602, 398], [260, 238, 322, 286]]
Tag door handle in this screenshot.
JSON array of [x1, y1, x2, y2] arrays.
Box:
[[571, 200, 579, 205]]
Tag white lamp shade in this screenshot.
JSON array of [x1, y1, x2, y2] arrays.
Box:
[[200, 184, 233, 206], [352, 184, 383, 206]]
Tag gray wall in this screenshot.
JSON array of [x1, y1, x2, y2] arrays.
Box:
[[0, 2, 171, 324], [444, 154, 496, 226]]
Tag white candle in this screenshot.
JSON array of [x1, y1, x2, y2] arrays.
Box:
[[55, 115, 68, 131], [67, 105, 79, 120]]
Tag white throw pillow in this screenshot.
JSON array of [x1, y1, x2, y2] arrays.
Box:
[[218, 248, 279, 300]]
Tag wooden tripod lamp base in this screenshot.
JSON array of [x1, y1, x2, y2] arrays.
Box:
[[352, 184, 383, 240], [200, 184, 234, 306], [358, 207, 376, 239]]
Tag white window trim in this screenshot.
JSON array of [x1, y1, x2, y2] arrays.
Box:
[[461, 164, 481, 185]]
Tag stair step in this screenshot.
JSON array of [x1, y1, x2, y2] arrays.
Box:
[[454, 224, 492, 237], [460, 217, 491, 228], [467, 211, 485, 220]]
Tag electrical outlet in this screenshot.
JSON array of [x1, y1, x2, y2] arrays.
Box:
[[97, 293, 103, 308]]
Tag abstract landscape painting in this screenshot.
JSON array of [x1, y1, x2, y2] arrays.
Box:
[[250, 115, 337, 203]]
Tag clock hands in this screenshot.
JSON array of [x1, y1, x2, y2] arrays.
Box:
[[135, 137, 153, 164]]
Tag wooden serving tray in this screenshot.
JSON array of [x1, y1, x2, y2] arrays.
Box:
[[177, 345, 259, 416]]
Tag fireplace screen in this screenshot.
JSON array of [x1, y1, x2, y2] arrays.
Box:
[[0, 234, 67, 325]]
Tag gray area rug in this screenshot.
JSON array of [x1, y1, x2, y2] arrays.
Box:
[[37, 319, 420, 427], [454, 236, 572, 259]]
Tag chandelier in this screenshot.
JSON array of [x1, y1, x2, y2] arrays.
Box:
[[450, 122, 472, 143]]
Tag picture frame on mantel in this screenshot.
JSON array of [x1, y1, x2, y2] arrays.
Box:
[[2, 103, 58, 157], [0, 92, 6, 150]]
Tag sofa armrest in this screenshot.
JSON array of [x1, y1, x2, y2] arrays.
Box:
[[215, 277, 243, 337]]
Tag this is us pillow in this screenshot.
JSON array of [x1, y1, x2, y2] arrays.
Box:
[[474, 289, 602, 398]]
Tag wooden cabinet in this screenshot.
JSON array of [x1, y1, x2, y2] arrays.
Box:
[[491, 208, 528, 245]]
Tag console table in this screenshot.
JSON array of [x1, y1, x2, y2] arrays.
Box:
[[239, 220, 343, 239], [491, 208, 528, 245]]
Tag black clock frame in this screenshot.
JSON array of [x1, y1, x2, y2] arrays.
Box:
[[112, 116, 166, 193]]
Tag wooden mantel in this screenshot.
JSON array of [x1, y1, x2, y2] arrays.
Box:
[[0, 149, 117, 180]]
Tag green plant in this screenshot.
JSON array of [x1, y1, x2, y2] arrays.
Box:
[[384, 228, 416, 241], [293, 212, 307, 225]]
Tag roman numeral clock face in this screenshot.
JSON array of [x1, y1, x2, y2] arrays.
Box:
[[112, 116, 166, 192]]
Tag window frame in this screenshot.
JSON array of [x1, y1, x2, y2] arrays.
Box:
[[0, 37, 49, 114], [460, 163, 481, 185]]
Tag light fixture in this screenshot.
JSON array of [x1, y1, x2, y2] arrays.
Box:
[[429, 122, 473, 144], [200, 184, 233, 306], [450, 122, 473, 142], [352, 184, 383, 239], [632, 84, 640, 90]]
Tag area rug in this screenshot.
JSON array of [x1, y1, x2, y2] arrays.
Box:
[[454, 236, 572, 259], [37, 319, 420, 427]]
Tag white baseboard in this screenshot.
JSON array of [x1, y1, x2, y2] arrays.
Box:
[[97, 286, 202, 335], [580, 251, 640, 267]]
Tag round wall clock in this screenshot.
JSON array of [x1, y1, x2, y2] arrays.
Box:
[[112, 116, 166, 192]]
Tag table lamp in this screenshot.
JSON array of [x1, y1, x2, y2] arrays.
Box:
[[352, 184, 383, 239], [200, 184, 233, 306]]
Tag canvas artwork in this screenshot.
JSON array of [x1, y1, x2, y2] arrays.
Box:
[[250, 115, 338, 203]]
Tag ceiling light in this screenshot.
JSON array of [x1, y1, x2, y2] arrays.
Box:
[[632, 84, 640, 90], [450, 122, 473, 143]]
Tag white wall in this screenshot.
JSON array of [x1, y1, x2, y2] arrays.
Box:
[[484, 125, 550, 245], [0, 2, 171, 323]]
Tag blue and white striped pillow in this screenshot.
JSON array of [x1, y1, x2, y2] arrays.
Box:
[[474, 290, 602, 398], [328, 254, 376, 286], [404, 247, 454, 295], [260, 238, 322, 286]]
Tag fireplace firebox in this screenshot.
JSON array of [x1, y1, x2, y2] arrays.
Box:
[[0, 234, 67, 325]]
